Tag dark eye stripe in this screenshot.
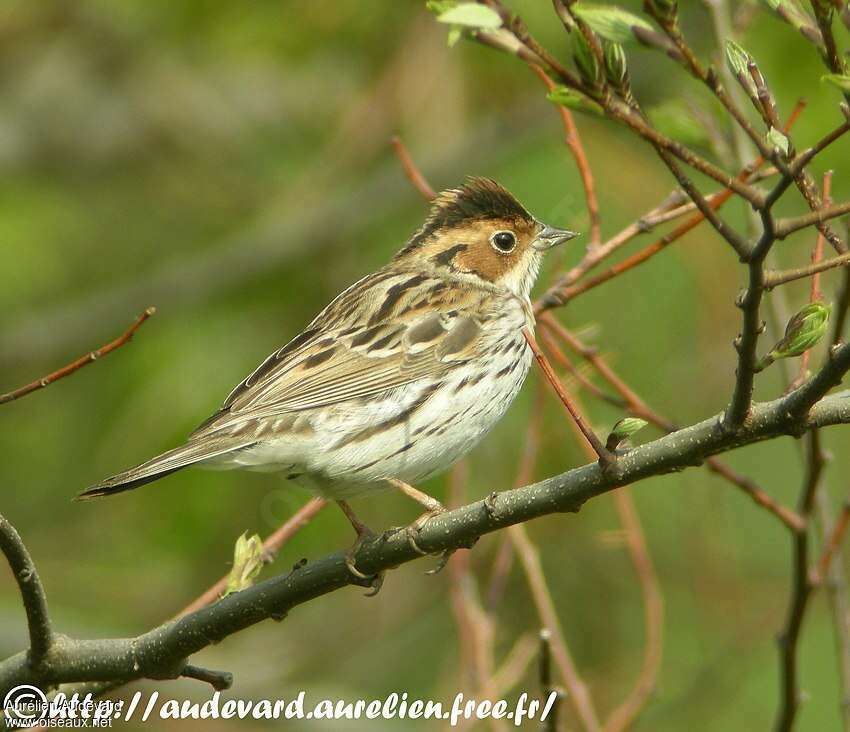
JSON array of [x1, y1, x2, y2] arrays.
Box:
[[431, 243, 468, 266]]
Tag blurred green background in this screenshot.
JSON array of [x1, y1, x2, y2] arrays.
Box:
[[2, 1, 850, 729]]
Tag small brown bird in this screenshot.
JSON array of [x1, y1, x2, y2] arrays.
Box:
[[81, 178, 577, 579]]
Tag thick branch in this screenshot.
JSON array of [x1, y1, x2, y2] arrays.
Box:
[[0, 514, 53, 667], [2, 388, 850, 697]]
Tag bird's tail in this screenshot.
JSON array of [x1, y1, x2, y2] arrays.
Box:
[[77, 439, 256, 500]]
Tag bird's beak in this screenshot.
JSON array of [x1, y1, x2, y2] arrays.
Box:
[[533, 223, 580, 251]]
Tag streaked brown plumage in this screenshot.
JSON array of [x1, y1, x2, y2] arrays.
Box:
[[80, 177, 577, 579]]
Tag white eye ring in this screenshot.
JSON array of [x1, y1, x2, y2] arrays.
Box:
[[490, 230, 516, 254]]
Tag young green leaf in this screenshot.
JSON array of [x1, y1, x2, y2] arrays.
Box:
[[224, 532, 267, 596], [647, 100, 709, 149], [725, 40, 758, 97], [606, 417, 649, 450], [725, 40, 751, 78], [426, 0, 458, 13], [755, 302, 831, 372], [546, 85, 604, 115], [766, 127, 790, 156], [822, 74, 850, 93], [571, 3, 654, 44], [603, 41, 628, 87], [436, 3, 502, 29], [573, 32, 601, 87]]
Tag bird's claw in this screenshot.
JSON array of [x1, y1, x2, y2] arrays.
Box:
[[400, 507, 450, 573], [344, 528, 384, 596]]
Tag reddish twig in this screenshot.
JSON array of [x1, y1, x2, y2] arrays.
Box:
[[810, 171, 832, 304], [174, 497, 327, 619], [533, 339, 663, 731], [523, 328, 613, 464], [539, 314, 806, 533], [529, 64, 601, 247], [813, 498, 850, 586], [390, 136, 436, 202], [603, 490, 664, 732], [486, 384, 545, 612], [797, 171, 833, 381], [534, 99, 806, 312], [509, 521, 601, 732], [0, 307, 156, 405]]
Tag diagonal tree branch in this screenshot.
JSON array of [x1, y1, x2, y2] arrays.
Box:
[[2, 385, 850, 698], [0, 307, 155, 405]]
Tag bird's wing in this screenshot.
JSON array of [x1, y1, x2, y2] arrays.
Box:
[[193, 269, 495, 435]]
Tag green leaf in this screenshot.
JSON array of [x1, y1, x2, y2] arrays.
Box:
[[756, 302, 831, 371], [822, 74, 850, 92], [647, 100, 709, 149], [766, 127, 790, 156], [606, 417, 648, 450], [436, 3, 502, 29], [571, 3, 654, 44], [603, 41, 628, 87], [546, 85, 604, 115], [724, 40, 750, 78], [426, 0, 458, 14], [573, 32, 601, 86], [725, 40, 758, 96], [224, 532, 267, 596], [447, 26, 463, 47]]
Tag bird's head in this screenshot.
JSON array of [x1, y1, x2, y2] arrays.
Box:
[[395, 177, 578, 300]]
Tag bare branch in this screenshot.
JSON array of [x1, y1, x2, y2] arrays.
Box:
[[523, 328, 613, 465], [389, 136, 436, 202], [776, 200, 850, 240], [0, 514, 53, 667], [528, 63, 601, 247], [0, 307, 155, 405], [3, 387, 850, 697]]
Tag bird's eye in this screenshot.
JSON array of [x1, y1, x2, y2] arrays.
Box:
[[490, 230, 516, 254]]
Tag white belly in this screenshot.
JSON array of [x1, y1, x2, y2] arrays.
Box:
[[222, 305, 534, 499]]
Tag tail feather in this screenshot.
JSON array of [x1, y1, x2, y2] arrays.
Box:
[[77, 439, 256, 500]]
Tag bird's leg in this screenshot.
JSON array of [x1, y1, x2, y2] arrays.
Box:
[[386, 478, 452, 574], [335, 500, 384, 596]]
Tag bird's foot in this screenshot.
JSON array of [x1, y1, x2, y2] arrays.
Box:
[[336, 500, 384, 596], [403, 505, 454, 574]]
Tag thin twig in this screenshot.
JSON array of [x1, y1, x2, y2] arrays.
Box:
[[509, 523, 601, 732], [180, 664, 233, 691], [776, 199, 850, 240], [539, 629, 563, 732], [535, 98, 807, 312], [486, 384, 545, 612], [528, 63, 601, 247], [766, 252, 850, 289], [0, 307, 156, 405], [815, 488, 850, 729], [814, 498, 850, 586], [775, 428, 826, 732], [390, 136, 436, 201], [535, 332, 663, 731], [523, 328, 613, 465], [604, 490, 664, 732], [540, 314, 806, 532]]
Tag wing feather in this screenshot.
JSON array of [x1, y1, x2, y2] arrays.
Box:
[[196, 269, 492, 435]]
